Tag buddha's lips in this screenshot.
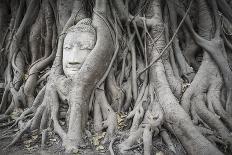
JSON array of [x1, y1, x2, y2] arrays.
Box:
[[66, 64, 82, 69]]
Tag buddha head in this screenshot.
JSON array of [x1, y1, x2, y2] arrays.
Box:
[[63, 18, 96, 77]]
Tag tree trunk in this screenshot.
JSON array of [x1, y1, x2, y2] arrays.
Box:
[[0, 0, 232, 154]]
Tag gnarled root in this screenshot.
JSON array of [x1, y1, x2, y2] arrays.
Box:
[[119, 84, 163, 155], [94, 84, 117, 143], [193, 95, 232, 150], [106, 69, 125, 112]]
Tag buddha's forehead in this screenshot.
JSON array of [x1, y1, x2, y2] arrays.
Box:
[[64, 31, 96, 44]]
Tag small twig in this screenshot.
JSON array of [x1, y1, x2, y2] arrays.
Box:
[[0, 120, 15, 128], [124, 142, 144, 151], [0, 134, 13, 141]]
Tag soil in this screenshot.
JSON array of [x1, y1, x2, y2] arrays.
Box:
[[0, 118, 185, 155]]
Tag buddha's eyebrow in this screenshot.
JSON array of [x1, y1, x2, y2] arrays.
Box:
[[64, 44, 72, 48], [75, 41, 91, 46]]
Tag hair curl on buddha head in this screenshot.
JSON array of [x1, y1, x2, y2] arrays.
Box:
[[66, 18, 96, 36]]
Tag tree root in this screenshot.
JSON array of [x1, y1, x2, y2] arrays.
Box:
[[0, 120, 15, 128], [193, 95, 232, 149], [41, 128, 49, 148], [10, 86, 45, 129], [121, 77, 132, 111], [167, 0, 195, 82], [5, 119, 32, 149], [106, 69, 125, 112], [0, 84, 10, 113], [0, 114, 10, 122], [160, 129, 176, 153], [120, 84, 163, 154], [94, 84, 117, 143], [207, 81, 232, 130], [109, 136, 120, 155]]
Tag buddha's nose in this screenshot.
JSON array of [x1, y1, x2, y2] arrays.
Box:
[[69, 46, 82, 64], [69, 56, 81, 65]]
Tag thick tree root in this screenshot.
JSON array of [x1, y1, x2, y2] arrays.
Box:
[[94, 84, 118, 143], [160, 129, 176, 153], [119, 84, 163, 155]]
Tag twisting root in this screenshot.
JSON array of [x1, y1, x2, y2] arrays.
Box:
[[5, 120, 32, 149], [124, 142, 143, 151], [119, 84, 163, 154], [109, 137, 120, 155], [160, 129, 176, 153], [0, 115, 10, 122], [41, 128, 50, 148], [193, 95, 232, 148], [106, 69, 125, 112], [0, 84, 10, 113], [9, 86, 46, 129], [0, 120, 15, 128], [94, 84, 117, 143]]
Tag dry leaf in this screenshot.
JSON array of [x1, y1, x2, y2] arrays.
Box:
[[72, 148, 79, 154], [96, 145, 105, 151], [24, 144, 30, 148], [10, 111, 18, 120], [50, 138, 57, 142], [92, 136, 100, 146], [92, 132, 106, 146], [24, 139, 33, 145], [117, 113, 127, 129], [32, 135, 38, 140], [31, 129, 39, 135], [156, 151, 164, 155]]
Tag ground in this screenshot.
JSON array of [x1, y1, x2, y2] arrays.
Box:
[[0, 116, 185, 155]]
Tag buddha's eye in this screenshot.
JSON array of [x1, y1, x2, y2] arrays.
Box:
[[64, 45, 72, 50], [80, 44, 88, 50]]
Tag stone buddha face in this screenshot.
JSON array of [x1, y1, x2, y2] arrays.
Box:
[[63, 19, 96, 77]]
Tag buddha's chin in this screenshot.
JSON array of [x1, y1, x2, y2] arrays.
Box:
[[64, 69, 80, 77]]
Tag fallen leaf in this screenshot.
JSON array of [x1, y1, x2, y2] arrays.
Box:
[[24, 139, 33, 145], [72, 148, 79, 154], [10, 111, 19, 120], [92, 132, 106, 146], [92, 136, 100, 146], [24, 144, 30, 148], [156, 151, 164, 155], [59, 121, 65, 125], [31, 129, 39, 135], [50, 138, 57, 142], [32, 135, 38, 140], [96, 145, 105, 151]]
